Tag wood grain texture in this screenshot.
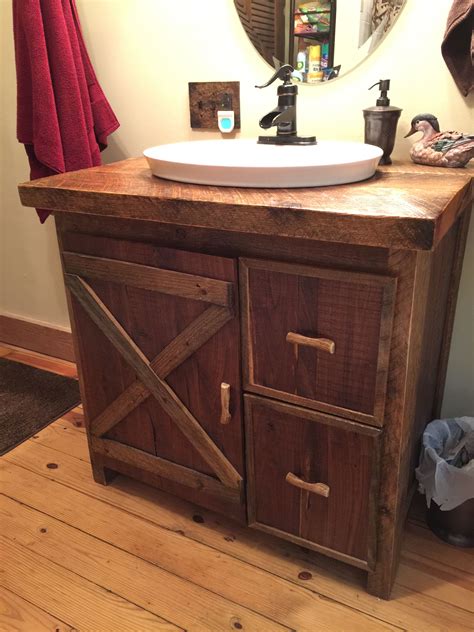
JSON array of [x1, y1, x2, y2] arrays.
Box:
[[30, 159, 470, 603], [245, 395, 381, 566], [65, 274, 242, 490], [433, 207, 472, 415], [376, 221, 471, 596], [61, 235, 246, 519], [0, 587, 75, 632], [4, 425, 474, 631], [63, 252, 234, 307], [241, 258, 396, 425], [1, 500, 280, 632], [367, 248, 431, 598], [91, 436, 241, 504], [18, 158, 473, 250], [2, 455, 405, 632], [57, 212, 390, 271], [0, 345, 77, 378], [1, 538, 178, 632], [91, 304, 232, 437], [0, 315, 74, 362]]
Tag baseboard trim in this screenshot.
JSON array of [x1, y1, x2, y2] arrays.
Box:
[[0, 314, 74, 362]]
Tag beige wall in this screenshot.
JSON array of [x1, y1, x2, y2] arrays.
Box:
[[1, 0, 472, 415]]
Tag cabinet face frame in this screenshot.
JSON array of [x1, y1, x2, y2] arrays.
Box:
[[240, 258, 397, 427], [244, 395, 382, 571]]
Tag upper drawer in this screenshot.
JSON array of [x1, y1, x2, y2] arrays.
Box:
[[240, 259, 397, 426]]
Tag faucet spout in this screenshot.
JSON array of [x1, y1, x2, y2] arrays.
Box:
[[259, 107, 295, 131]]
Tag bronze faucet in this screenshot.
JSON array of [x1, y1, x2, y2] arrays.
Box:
[[256, 65, 317, 146]]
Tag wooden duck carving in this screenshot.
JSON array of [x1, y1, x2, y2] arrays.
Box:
[[405, 113, 474, 168]]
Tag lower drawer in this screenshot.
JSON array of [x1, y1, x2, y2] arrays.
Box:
[[245, 395, 381, 569]]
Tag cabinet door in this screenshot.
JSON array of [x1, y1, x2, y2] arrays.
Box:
[[241, 258, 396, 426], [62, 233, 244, 520], [245, 395, 381, 569]]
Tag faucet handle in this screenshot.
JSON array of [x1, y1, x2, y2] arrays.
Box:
[[255, 64, 294, 89]]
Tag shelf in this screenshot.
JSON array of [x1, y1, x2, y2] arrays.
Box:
[[294, 32, 330, 38], [295, 10, 331, 16]]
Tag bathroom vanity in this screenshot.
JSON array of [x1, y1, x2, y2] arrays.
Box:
[[19, 159, 472, 599]]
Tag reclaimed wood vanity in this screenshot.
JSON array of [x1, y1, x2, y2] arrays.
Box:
[[19, 159, 472, 599]]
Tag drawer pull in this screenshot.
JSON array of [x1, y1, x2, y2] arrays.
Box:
[[285, 472, 330, 497], [286, 332, 335, 354], [220, 382, 231, 424]]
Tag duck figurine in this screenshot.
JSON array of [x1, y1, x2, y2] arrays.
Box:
[[405, 113, 474, 168]]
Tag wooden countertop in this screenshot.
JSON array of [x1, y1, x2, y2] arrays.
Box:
[[18, 157, 472, 251]]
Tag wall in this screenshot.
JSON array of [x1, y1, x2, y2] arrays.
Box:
[[0, 0, 472, 415], [335, 0, 365, 73]]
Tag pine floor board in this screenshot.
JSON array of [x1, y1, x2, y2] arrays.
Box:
[[1, 345, 473, 631], [1, 538, 179, 631], [0, 587, 75, 632], [1, 462, 398, 632], [1, 497, 286, 632]]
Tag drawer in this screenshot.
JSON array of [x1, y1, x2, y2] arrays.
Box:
[[245, 395, 381, 569], [240, 258, 396, 426]]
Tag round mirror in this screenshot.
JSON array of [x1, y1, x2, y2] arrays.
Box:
[[234, 0, 406, 84]]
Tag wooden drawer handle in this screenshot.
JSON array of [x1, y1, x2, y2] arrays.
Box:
[[285, 472, 330, 497], [220, 382, 231, 424], [286, 332, 335, 354]]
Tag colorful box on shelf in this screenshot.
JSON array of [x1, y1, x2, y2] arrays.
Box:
[[298, 1, 331, 14], [294, 21, 330, 35]]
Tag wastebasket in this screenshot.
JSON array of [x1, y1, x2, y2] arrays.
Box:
[[416, 417, 474, 547]]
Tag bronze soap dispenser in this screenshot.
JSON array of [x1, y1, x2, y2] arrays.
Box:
[[363, 80, 401, 165]]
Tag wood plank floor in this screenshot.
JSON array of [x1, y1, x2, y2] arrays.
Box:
[[1, 344, 473, 631]]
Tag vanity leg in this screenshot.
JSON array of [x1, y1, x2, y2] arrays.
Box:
[[90, 454, 116, 485], [366, 525, 401, 599]]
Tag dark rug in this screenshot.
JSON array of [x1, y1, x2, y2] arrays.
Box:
[[0, 357, 81, 456]]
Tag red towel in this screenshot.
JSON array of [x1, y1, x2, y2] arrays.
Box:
[[13, 0, 120, 222]]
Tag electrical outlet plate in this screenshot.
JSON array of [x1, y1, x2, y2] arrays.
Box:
[[188, 81, 240, 130]]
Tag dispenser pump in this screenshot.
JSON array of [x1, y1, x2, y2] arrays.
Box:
[[369, 79, 391, 106], [363, 78, 402, 165]]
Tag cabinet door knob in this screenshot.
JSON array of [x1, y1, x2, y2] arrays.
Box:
[[285, 472, 330, 497], [286, 332, 335, 354], [220, 382, 231, 424]]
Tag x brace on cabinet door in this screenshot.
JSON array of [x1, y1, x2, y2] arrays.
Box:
[[63, 253, 242, 497]]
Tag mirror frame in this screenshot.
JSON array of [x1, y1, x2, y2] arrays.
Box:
[[234, 0, 407, 83]]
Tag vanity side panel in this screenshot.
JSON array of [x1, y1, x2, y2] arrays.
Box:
[[370, 212, 464, 598], [433, 207, 471, 415], [367, 247, 432, 598], [405, 219, 460, 486], [371, 212, 469, 599], [389, 211, 471, 556]]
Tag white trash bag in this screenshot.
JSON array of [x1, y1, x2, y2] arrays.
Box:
[[416, 417, 474, 511]]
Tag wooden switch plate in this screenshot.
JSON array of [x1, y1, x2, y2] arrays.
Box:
[[188, 82, 241, 130]]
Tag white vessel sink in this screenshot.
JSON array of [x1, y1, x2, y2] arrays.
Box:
[[143, 139, 383, 188]]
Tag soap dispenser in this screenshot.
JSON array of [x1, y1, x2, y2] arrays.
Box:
[[363, 80, 402, 165]]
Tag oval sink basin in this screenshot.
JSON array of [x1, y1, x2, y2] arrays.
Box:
[[144, 139, 383, 188]]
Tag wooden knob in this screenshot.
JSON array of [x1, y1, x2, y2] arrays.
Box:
[[285, 472, 330, 497], [286, 332, 335, 354], [220, 382, 231, 424]]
